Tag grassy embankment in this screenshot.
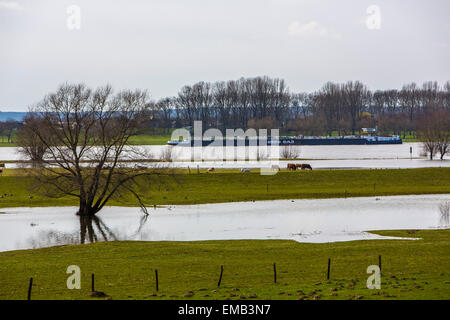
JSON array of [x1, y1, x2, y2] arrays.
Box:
[[0, 168, 449, 208], [0, 229, 448, 300]]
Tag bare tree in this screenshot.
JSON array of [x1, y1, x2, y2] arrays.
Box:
[[399, 83, 421, 122], [18, 83, 154, 216], [155, 97, 175, 133], [16, 113, 48, 165], [435, 109, 450, 159], [342, 81, 371, 135], [280, 145, 300, 159], [416, 109, 449, 160], [160, 145, 176, 162], [313, 82, 344, 135]]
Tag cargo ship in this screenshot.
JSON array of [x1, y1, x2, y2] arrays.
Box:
[[167, 128, 402, 146]]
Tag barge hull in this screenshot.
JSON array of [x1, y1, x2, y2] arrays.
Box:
[[169, 138, 402, 146]]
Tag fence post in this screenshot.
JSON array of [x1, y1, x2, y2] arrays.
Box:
[[273, 263, 277, 284], [91, 273, 95, 292], [217, 265, 223, 287], [155, 269, 159, 292], [379, 255, 382, 274], [27, 277, 33, 300], [327, 258, 331, 280]]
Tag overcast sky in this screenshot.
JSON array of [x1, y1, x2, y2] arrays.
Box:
[[1, 0, 449, 111]]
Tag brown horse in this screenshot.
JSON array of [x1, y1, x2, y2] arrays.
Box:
[[300, 164, 312, 170], [287, 163, 296, 171]]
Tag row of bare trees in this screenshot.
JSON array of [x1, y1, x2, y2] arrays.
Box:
[[3, 77, 449, 140], [150, 77, 291, 132], [146, 77, 450, 136]]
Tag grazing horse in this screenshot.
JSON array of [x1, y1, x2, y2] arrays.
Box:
[[207, 168, 215, 173], [287, 163, 296, 171], [240, 168, 250, 173], [0, 163, 5, 168], [300, 164, 312, 170]]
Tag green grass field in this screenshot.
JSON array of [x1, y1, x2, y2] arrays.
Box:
[[0, 134, 173, 147], [0, 141, 14, 147], [0, 168, 448, 300], [128, 134, 172, 145], [0, 229, 448, 300], [0, 168, 449, 208]]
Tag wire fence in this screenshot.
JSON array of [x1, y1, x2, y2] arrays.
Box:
[[0, 255, 385, 300]]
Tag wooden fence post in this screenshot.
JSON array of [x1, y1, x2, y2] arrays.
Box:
[[217, 265, 223, 287], [273, 263, 277, 284], [327, 259, 331, 280], [155, 269, 159, 292], [379, 255, 382, 274], [27, 277, 33, 300]]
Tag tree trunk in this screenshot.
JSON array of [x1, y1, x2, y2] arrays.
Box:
[[77, 199, 98, 216]]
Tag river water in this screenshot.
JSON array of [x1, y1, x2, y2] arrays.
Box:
[[1, 143, 449, 169]]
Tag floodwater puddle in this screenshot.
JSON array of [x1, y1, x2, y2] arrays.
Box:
[[0, 194, 448, 252]]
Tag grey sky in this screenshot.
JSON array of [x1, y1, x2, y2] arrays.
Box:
[[1, 0, 449, 111]]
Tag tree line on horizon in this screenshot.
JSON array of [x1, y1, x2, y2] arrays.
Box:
[[1, 76, 449, 143], [146, 76, 450, 138]]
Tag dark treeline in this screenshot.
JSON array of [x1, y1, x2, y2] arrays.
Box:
[[0, 119, 21, 143], [1, 77, 449, 142], [147, 77, 450, 137]]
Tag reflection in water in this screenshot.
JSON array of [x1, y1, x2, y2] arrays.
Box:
[[79, 215, 118, 244], [26, 214, 149, 248], [131, 214, 150, 237], [27, 230, 80, 249], [439, 201, 450, 227]]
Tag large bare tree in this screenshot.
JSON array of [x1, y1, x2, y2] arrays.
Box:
[[18, 83, 153, 216]]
